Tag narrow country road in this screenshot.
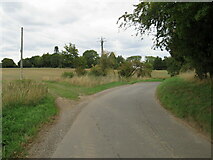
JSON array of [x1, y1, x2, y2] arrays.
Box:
[[52, 82, 211, 158]]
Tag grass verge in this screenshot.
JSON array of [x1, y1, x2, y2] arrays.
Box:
[[2, 80, 58, 158], [45, 78, 164, 100], [157, 77, 212, 138], [2, 95, 57, 158]]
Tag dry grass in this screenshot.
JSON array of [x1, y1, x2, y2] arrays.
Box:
[[62, 75, 120, 87], [151, 70, 170, 79], [2, 80, 48, 108], [179, 71, 212, 84], [178, 71, 196, 81], [1, 68, 170, 89], [2, 68, 170, 81]]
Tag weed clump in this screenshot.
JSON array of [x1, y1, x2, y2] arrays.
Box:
[[90, 65, 107, 76], [75, 67, 87, 76]]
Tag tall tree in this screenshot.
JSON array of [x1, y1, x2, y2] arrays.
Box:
[[1, 58, 17, 68], [145, 56, 156, 65], [118, 2, 213, 79], [83, 50, 99, 68], [116, 55, 125, 67], [126, 56, 142, 62], [41, 53, 51, 67], [30, 56, 43, 67], [18, 58, 32, 67], [108, 52, 117, 69], [50, 53, 62, 68], [62, 43, 79, 68], [153, 56, 167, 70], [164, 56, 181, 77]]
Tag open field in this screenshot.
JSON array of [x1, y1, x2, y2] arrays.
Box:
[[1, 68, 170, 81], [1, 68, 75, 81]]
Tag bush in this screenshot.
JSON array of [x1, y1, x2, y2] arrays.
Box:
[[136, 63, 152, 77], [90, 65, 107, 76], [61, 72, 74, 78], [118, 62, 135, 78], [75, 67, 87, 76], [137, 68, 152, 77]]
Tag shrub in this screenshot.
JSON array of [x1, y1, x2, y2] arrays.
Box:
[[136, 63, 152, 77], [75, 67, 87, 76], [61, 71, 74, 78], [90, 65, 107, 76], [118, 62, 135, 78]]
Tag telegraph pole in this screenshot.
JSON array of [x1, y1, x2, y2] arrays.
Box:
[[100, 37, 106, 55], [20, 27, 23, 80]]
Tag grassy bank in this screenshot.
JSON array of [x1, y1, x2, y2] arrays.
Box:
[[157, 77, 212, 137], [2, 80, 57, 158]]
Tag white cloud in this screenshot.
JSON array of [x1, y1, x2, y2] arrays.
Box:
[[0, 0, 169, 63]]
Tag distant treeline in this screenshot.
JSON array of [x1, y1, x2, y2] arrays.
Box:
[[1, 43, 172, 70]]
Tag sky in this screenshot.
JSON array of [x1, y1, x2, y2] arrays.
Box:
[[0, 0, 170, 64]]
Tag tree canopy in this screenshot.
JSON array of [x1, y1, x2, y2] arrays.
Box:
[[83, 50, 99, 68], [118, 2, 213, 79], [1, 58, 17, 68]]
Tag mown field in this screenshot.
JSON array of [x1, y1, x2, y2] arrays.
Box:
[[1, 68, 169, 158]]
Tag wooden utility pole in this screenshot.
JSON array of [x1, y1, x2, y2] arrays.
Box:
[[20, 27, 23, 80], [100, 37, 106, 55]]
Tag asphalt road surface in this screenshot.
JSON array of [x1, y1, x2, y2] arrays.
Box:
[[52, 82, 211, 158]]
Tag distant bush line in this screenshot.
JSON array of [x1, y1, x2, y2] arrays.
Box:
[[1, 42, 199, 78]]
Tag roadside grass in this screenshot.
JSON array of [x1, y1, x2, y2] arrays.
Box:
[[157, 77, 212, 137], [45, 80, 128, 100], [45, 78, 165, 100], [2, 80, 57, 158], [2, 80, 48, 107]]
